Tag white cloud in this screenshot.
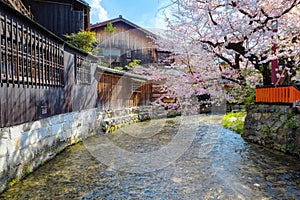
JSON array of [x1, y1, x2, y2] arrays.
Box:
[[150, 0, 171, 29], [90, 0, 109, 23]]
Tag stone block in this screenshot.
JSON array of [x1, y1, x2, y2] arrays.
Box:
[[50, 123, 63, 136], [19, 129, 47, 149], [252, 113, 261, 121], [49, 115, 62, 125], [63, 122, 71, 132], [20, 147, 35, 162], [66, 129, 72, 139], [20, 131, 31, 149], [7, 150, 22, 169], [30, 121, 43, 131], [10, 125, 23, 140], [262, 113, 271, 119], [0, 139, 9, 157], [0, 128, 9, 139], [5, 140, 16, 156], [39, 136, 56, 148], [0, 156, 7, 173], [77, 126, 89, 137], [57, 131, 68, 142], [37, 127, 50, 140], [63, 113, 74, 123]]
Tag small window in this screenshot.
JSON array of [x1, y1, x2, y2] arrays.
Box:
[[75, 55, 91, 85]]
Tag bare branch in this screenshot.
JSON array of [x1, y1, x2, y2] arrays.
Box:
[[208, 8, 218, 26]]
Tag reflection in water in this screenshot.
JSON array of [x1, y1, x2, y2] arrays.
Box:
[[1, 115, 300, 199]]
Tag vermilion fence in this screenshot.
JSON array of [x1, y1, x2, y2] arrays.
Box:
[[256, 85, 300, 104]]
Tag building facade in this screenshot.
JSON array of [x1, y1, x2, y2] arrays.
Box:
[[90, 15, 159, 68], [22, 0, 90, 39]]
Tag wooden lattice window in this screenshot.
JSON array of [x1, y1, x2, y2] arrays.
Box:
[[75, 55, 91, 85], [0, 14, 64, 87]]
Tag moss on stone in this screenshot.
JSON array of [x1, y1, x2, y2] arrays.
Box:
[[285, 119, 298, 129], [7, 177, 20, 187], [22, 165, 33, 176], [272, 126, 280, 133], [281, 144, 287, 152], [263, 125, 271, 136]]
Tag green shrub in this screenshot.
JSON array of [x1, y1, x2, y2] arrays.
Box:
[[222, 112, 246, 134], [65, 31, 97, 53], [125, 59, 141, 70]]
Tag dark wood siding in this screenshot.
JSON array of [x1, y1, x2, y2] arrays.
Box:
[[22, 0, 90, 39]]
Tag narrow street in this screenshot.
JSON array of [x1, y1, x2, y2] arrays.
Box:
[[1, 115, 300, 199]]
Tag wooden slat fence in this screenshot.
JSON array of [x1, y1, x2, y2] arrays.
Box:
[[97, 73, 152, 110]]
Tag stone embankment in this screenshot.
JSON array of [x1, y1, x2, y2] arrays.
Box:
[[244, 105, 300, 155], [0, 106, 153, 193]]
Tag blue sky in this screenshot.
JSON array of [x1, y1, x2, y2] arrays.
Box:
[[86, 0, 170, 29]]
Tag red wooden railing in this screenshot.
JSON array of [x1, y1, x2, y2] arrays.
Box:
[[256, 86, 300, 103]]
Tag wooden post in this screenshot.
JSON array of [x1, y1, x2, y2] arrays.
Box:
[[10, 18, 14, 87], [29, 28, 33, 87], [0, 12, 2, 86], [5, 15, 9, 86], [16, 21, 20, 87], [21, 24, 25, 87], [37, 33, 40, 87], [25, 26, 29, 87]]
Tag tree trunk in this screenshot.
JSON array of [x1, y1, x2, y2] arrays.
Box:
[[255, 63, 272, 85]]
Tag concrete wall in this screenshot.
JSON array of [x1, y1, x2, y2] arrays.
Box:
[[244, 105, 300, 155]]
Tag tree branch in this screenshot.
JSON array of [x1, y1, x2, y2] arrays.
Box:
[[221, 75, 246, 86], [208, 8, 218, 26]]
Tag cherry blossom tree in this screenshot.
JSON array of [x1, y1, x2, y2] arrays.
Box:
[[134, 30, 225, 113], [164, 0, 300, 85], [134, 0, 300, 111]]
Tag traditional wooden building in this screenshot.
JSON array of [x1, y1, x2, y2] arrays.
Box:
[[21, 0, 90, 39], [0, 0, 153, 128], [90, 15, 160, 68], [0, 0, 97, 128]]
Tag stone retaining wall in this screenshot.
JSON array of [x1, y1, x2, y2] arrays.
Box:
[[0, 106, 152, 193], [244, 105, 300, 155]]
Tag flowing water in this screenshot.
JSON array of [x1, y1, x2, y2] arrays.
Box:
[[1, 115, 300, 200]]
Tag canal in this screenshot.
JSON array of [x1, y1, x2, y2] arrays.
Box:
[[1, 115, 300, 199]]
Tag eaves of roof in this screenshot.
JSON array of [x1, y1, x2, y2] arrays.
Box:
[[90, 16, 156, 38], [75, 0, 90, 7], [96, 65, 148, 81]]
